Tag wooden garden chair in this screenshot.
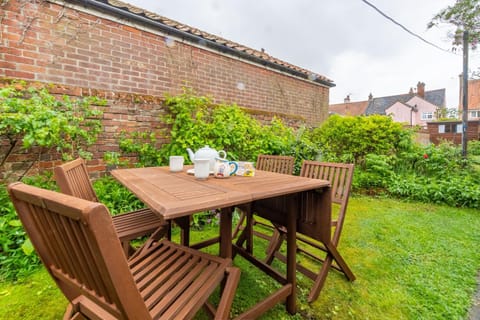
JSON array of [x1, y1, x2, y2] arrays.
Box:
[[264, 161, 356, 302], [8, 182, 241, 320], [54, 158, 169, 256], [233, 155, 295, 252]]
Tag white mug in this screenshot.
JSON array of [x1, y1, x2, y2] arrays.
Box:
[[194, 159, 210, 180], [169, 156, 184, 172]]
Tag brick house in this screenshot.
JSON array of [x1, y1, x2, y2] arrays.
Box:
[[426, 120, 480, 145], [459, 78, 480, 120], [0, 0, 333, 180], [426, 78, 480, 145], [329, 95, 369, 116]]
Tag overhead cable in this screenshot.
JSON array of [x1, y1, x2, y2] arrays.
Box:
[[360, 0, 456, 55]]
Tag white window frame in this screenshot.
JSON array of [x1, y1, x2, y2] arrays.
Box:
[[421, 112, 434, 121], [438, 124, 445, 133], [469, 110, 480, 119]]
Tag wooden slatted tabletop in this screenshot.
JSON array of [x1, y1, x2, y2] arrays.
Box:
[[111, 166, 251, 219], [111, 167, 328, 219]]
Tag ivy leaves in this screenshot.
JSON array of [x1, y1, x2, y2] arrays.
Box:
[[0, 82, 105, 178]]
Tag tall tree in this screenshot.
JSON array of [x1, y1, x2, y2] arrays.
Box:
[[428, 0, 480, 158], [428, 0, 480, 48]]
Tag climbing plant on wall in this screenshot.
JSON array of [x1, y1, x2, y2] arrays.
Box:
[[0, 81, 105, 181]]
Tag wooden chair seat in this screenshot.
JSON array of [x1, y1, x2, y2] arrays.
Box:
[[112, 208, 164, 240], [54, 158, 168, 256], [264, 161, 356, 302], [8, 182, 240, 320]]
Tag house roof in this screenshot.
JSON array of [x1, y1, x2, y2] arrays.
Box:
[[386, 100, 416, 111], [74, 0, 334, 88], [365, 88, 445, 115], [329, 100, 369, 116]]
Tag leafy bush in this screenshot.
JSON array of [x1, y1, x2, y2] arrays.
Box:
[[312, 114, 413, 165], [0, 82, 105, 180], [388, 174, 480, 208], [469, 140, 480, 156], [413, 142, 465, 176], [0, 173, 57, 281], [0, 184, 39, 281], [158, 91, 295, 163], [116, 89, 315, 171], [93, 176, 146, 214], [353, 154, 394, 190]]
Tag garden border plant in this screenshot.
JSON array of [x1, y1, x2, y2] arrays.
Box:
[[0, 81, 105, 280], [0, 81, 105, 181], [111, 88, 319, 172]]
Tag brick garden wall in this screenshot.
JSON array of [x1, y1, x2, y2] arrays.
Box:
[[0, 0, 330, 180]]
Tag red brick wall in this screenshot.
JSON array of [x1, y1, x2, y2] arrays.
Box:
[[0, 0, 330, 180], [427, 121, 480, 145]]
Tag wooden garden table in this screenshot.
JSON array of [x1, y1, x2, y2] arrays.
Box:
[[111, 166, 331, 317]]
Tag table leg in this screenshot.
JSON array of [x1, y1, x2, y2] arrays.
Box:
[[220, 207, 233, 259], [174, 216, 190, 247], [286, 195, 297, 314]]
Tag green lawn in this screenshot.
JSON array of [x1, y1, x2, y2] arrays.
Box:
[[1, 196, 479, 319]]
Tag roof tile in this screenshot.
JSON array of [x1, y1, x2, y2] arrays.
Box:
[[101, 0, 333, 85]]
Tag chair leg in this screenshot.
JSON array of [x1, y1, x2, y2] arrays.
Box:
[[232, 209, 246, 239], [264, 228, 285, 265], [234, 206, 254, 255], [65, 296, 117, 320], [121, 241, 134, 257], [324, 242, 356, 282], [308, 243, 356, 302], [215, 267, 241, 320], [308, 254, 333, 302]]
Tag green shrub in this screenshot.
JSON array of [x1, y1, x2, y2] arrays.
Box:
[[353, 154, 394, 190], [388, 174, 480, 208], [158, 91, 295, 163], [312, 114, 413, 165], [413, 142, 465, 177], [0, 82, 105, 180], [93, 176, 146, 214], [469, 140, 480, 156], [0, 173, 57, 281], [116, 89, 315, 169]]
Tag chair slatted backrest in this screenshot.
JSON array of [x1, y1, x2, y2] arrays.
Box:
[[8, 182, 151, 319], [54, 158, 99, 202], [300, 161, 354, 244], [256, 155, 295, 175]]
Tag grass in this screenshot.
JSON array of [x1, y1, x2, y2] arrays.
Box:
[[0, 196, 479, 319]]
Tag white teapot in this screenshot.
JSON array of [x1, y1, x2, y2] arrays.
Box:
[[187, 145, 226, 171]]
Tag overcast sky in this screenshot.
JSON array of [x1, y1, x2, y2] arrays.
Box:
[[124, 0, 480, 108]]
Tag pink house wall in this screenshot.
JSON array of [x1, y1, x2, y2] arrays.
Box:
[[386, 96, 438, 128], [386, 102, 413, 125]]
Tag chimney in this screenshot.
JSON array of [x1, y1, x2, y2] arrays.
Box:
[[417, 81, 425, 98], [368, 93, 373, 101], [344, 95, 350, 103]]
